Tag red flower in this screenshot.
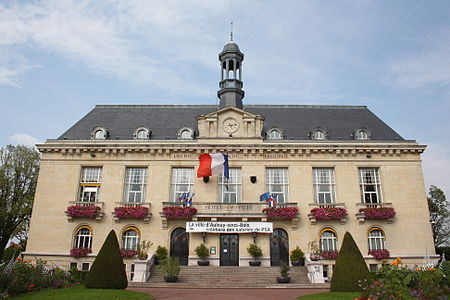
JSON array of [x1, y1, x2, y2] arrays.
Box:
[[121, 249, 138, 258], [114, 206, 149, 218], [262, 207, 298, 219], [70, 248, 92, 258], [162, 206, 197, 217], [368, 249, 390, 260], [66, 205, 100, 218], [360, 207, 396, 219], [310, 207, 348, 220]]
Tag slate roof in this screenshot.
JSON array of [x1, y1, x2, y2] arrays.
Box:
[[58, 105, 405, 141]]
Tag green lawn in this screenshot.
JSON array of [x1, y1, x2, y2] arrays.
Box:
[[298, 292, 360, 300], [12, 285, 154, 300]]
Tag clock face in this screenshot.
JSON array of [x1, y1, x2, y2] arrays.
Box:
[[223, 118, 239, 133]]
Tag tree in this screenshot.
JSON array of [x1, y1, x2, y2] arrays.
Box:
[[428, 185, 450, 247], [85, 230, 128, 289], [331, 231, 370, 292], [0, 145, 40, 260]]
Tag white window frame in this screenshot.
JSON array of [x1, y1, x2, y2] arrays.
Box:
[[359, 168, 382, 204], [368, 229, 386, 250], [178, 127, 194, 140], [122, 229, 140, 250], [266, 168, 289, 203], [170, 168, 194, 202], [91, 127, 106, 140], [219, 168, 241, 203], [313, 168, 336, 204], [320, 230, 337, 251], [74, 227, 92, 249], [123, 168, 147, 203], [355, 129, 369, 140], [267, 128, 283, 140], [79, 167, 102, 203]]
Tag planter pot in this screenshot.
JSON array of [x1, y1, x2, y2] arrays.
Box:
[[291, 261, 300, 266], [276, 276, 291, 283], [154, 258, 160, 265], [164, 276, 178, 282], [249, 260, 261, 266], [197, 260, 210, 266], [138, 254, 148, 260]]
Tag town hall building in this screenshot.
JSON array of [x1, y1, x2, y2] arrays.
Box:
[[24, 38, 435, 282]]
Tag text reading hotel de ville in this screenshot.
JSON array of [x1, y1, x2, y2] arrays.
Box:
[[24, 36, 435, 284]]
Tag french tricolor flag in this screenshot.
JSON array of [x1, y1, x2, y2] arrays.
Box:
[[197, 153, 229, 178]]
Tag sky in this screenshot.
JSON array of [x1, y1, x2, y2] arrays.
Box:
[[0, 0, 449, 198]]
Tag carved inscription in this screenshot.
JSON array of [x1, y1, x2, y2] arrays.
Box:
[[263, 154, 289, 159]]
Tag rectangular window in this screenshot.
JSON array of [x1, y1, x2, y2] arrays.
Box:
[[79, 167, 102, 202], [219, 168, 241, 203], [313, 168, 336, 204], [266, 168, 289, 203], [359, 168, 382, 204], [70, 262, 78, 270], [81, 263, 90, 271], [170, 168, 194, 202], [123, 168, 147, 203], [369, 264, 378, 272]]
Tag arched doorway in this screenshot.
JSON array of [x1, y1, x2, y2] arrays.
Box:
[[170, 227, 189, 265], [270, 228, 289, 266]]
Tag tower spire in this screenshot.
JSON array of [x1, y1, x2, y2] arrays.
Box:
[[230, 21, 233, 41]]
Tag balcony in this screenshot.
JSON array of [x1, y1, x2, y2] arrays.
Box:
[[307, 203, 348, 225], [65, 201, 105, 222], [160, 202, 299, 230], [113, 202, 152, 224], [355, 203, 395, 224]]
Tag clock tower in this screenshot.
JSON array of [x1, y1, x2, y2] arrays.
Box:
[[218, 36, 245, 109]]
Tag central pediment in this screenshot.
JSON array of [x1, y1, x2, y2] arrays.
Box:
[[197, 106, 264, 139]]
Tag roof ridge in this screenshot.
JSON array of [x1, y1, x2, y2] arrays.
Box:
[[94, 104, 368, 109]]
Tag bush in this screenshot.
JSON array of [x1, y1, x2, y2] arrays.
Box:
[[159, 257, 180, 277], [330, 231, 370, 292], [155, 246, 168, 261], [290, 246, 305, 261], [441, 260, 450, 287], [280, 262, 290, 277], [70, 267, 88, 283], [194, 244, 209, 259], [85, 230, 128, 289], [1, 243, 24, 263], [436, 246, 450, 260], [247, 244, 262, 259]]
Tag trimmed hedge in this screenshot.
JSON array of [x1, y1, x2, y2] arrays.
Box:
[[85, 230, 128, 289], [330, 231, 370, 292]]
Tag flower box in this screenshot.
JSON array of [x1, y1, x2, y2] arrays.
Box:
[[114, 206, 149, 218], [121, 249, 138, 259], [359, 207, 396, 220], [321, 250, 339, 260], [162, 206, 197, 218], [70, 248, 92, 258], [310, 207, 348, 220], [66, 205, 101, 218], [262, 207, 298, 219], [368, 249, 390, 260]]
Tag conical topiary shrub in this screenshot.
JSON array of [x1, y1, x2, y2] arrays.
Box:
[[330, 231, 370, 292], [85, 230, 128, 289]]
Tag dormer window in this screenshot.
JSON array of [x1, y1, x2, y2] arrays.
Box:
[[133, 127, 150, 140], [178, 127, 194, 140], [312, 128, 327, 140], [355, 129, 370, 140], [267, 128, 283, 140], [91, 127, 106, 140]]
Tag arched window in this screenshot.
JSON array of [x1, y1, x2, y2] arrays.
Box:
[[74, 226, 92, 249], [368, 228, 386, 250], [319, 228, 337, 251], [355, 129, 370, 140], [133, 127, 150, 140], [91, 127, 106, 140], [122, 227, 140, 250], [312, 128, 327, 140], [267, 128, 283, 140], [177, 128, 194, 140]]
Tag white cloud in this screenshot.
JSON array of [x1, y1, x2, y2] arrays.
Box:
[[9, 133, 39, 147], [422, 143, 450, 199]]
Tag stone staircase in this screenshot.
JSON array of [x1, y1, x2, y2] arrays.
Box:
[[129, 265, 330, 288]]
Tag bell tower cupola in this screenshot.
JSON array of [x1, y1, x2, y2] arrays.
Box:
[[218, 27, 245, 109]]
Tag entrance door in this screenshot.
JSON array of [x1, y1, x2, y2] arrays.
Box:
[[220, 234, 239, 266], [170, 227, 189, 265], [270, 228, 289, 266]]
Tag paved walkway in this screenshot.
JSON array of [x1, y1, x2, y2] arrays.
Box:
[[128, 287, 330, 300]]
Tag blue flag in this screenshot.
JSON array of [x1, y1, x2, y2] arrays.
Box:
[[260, 192, 271, 202]]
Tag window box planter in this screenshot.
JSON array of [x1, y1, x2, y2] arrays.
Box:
[[262, 207, 298, 219], [308, 207, 347, 224], [357, 207, 396, 224], [121, 249, 138, 259], [65, 205, 104, 222], [113, 206, 151, 223], [162, 206, 197, 218], [70, 248, 92, 258], [368, 249, 390, 260], [320, 250, 339, 260]]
